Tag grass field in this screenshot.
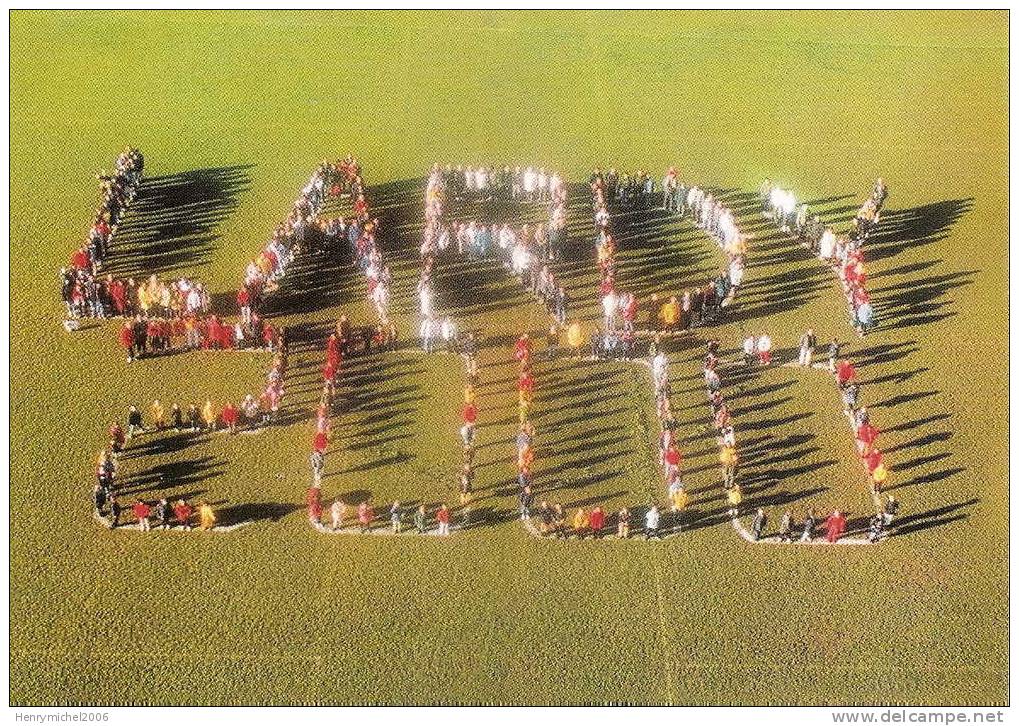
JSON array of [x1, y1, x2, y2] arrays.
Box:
[[9, 10, 1008, 705]]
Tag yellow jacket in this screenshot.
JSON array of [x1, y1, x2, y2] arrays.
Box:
[[661, 302, 680, 325]]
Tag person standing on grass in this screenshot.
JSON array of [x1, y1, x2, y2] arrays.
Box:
[[198, 501, 216, 530], [109, 421, 126, 456], [757, 334, 773, 366], [459, 464, 474, 506], [174, 499, 193, 530], [330, 500, 345, 532], [571, 508, 589, 539], [742, 335, 757, 367], [799, 329, 816, 367], [92, 483, 107, 516], [201, 399, 217, 432], [617, 507, 631, 539], [663, 445, 682, 483], [644, 504, 661, 540], [843, 382, 861, 417], [313, 428, 328, 456], [779, 510, 793, 542], [358, 500, 374, 533], [462, 400, 477, 439], [389, 501, 403, 534], [307, 487, 322, 525], [546, 324, 559, 359], [519, 486, 533, 520], [800, 508, 816, 542], [436, 504, 451, 536], [530, 501, 550, 535], [96, 450, 114, 490], [669, 485, 689, 531], [855, 301, 875, 337], [720, 445, 739, 488], [828, 339, 841, 373], [127, 405, 143, 439], [415, 504, 427, 534], [751, 508, 767, 541], [187, 404, 201, 432], [726, 484, 742, 518], [119, 321, 136, 362], [868, 514, 885, 543], [222, 401, 239, 434], [132, 500, 151, 531], [825, 510, 846, 543], [109, 495, 122, 528], [883, 495, 900, 525], [589, 506, 606, 539], [310, 450, 324, 488], [156, 498, 171, 530], [836, 360, 856, 389]]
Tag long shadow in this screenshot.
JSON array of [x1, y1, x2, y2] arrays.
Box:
[[107, 164, 253, 277], [216, 501, 302, 526], [891, 498, 977, 537], [867, 199, 974, 263], [119, 454, 226, 497]]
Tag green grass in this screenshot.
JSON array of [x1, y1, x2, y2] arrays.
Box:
[[10, 10, 1007, 705]]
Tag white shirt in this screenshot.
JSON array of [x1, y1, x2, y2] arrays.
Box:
[[602, 293, 618, 318]]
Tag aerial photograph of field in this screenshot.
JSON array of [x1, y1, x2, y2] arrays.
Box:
[[9, 9, 1008, 706]]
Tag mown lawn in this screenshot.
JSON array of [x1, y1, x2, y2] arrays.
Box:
[[9, 10, 1007, 705]]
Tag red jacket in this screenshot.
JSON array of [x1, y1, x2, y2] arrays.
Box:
[[836, 361, 856, 385], [118, 326, 135, 349], [71, 249, 90, 270], [857, 423, 878, 445], [589, 509, 605, 530], [462, 404, 477, 424], [436, 508, 450, 523], [132, 502, 151, 520], [222, 405, 238, 424]]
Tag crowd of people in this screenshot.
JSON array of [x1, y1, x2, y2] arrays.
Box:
[[60, 148, 145, 321], [585, 168, 749, 359], [238, 157, 367, 319], [93, 419, 217, 532], [306, 313, 459, 535], [760, 178, 887, 336], [84, 154, 905, 544], [419, 163, 570, 345], [62, 270, 209, 321], [660, 168, 748, 314], [722, 333, 900, 543], [432, 164, 565, 205], [519, 332, 665, 540], [90, 329, 291, 531], [588, 168, 656, 209], [116, 307, 280, 362]]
